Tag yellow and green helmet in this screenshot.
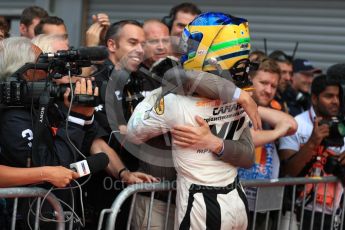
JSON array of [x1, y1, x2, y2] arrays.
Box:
[[180, 12, 251, 72]]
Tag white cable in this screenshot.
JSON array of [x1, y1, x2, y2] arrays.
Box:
[[65, 73, 87, 159], [26, 177, 88, 228]]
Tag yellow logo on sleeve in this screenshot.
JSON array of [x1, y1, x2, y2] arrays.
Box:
[[154, 98, 165, 115]]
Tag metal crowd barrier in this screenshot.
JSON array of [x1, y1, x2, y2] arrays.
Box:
[[97, 176, 345, 230], [0, 187, 65, 230]]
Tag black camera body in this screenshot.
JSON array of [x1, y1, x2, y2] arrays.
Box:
[[0, 46, 108, 108], [325, 155, 345, 186], [0, 79, 103, 107], [319, 117, 345, 147]]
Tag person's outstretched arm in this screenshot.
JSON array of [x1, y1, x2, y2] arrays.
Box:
[[0, 165, 79, 188], [251, 106, 298, 147]]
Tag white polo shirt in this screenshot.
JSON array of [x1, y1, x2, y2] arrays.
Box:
[[279, 107, 345, 213]]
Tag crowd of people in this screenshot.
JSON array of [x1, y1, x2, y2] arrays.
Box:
[[1, 2, 345, 230]]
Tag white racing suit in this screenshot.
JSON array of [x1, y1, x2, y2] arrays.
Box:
[[127, 87, 250, 230]]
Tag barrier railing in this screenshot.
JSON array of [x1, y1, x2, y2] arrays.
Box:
[[0, 187, 65, 230], [98, 176, 345, 230]]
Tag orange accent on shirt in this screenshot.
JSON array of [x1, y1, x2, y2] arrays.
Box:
[[270, 99, 282, 111], [196, 99, 222, 107], [255, 146, 267, 165]]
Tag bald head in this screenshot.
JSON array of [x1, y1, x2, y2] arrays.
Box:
[[143, 19, 171, 67], [143, 19, 168, 31]]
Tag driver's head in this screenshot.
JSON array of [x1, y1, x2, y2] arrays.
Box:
[[0, 37, 41, 81], [179, 12, 252, 89]]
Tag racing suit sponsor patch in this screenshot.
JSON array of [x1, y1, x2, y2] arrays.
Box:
[[154, 98, 165, 115]]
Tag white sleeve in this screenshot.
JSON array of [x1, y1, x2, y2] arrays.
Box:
[[126, 88, 174, 144], [279, 133, 300, 152]]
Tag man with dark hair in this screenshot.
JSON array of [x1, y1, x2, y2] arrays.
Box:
[[163, 2, 201, 37], [279, 75, 345, 229], [87, 20, 146, 229], [96, 19, 145, 135], [34, 16, 67, 38], [269, 50, 293, 111], [19, 5, 48, 39], [287, 58, 322, 116], [327, 63, 345, 82], [163, 2, 201, 56], [104, 20, 144, 74]]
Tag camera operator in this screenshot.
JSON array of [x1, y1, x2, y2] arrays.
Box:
[[0, 37, 98, 168], [279, 74, 345, 229], [0, 37, 100, 227]]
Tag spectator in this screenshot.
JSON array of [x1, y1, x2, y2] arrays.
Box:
[[85, 13, 110, 47], [269, 50, 294, 112], [19, 6, 48, 39], [90, 20, 146, 230], [105, 20, 144, 73], [287, 58, 322, 116], [92, 20, 145, 170], [81, 13, 111, 77], [34, 16, 68, 39], [327, 63, 345, 82], [162, 2, 201, 56], [279, 75, 344, 229], [249, 50, 266, 63], [238, 58, 297, 229], [32, 33, 68, 52], [127, 12, 255, 229], [163, 2, 201, 37], [142, 19, 172, 68], [249, 58, 281, 109]]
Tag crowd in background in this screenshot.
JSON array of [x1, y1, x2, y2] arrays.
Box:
[[1, 2, 345, 230]]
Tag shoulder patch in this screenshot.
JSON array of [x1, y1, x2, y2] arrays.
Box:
[[154, 98, 165, 115]]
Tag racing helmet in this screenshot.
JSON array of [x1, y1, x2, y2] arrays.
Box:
[[180, 12, 253, 89]]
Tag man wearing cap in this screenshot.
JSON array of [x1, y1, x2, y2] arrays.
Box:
[[285, 58, 322, 116]]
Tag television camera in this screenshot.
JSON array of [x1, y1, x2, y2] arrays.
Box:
[[0, 46, 108, 107]]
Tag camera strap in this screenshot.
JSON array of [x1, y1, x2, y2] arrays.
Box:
[[30, 91, 53, 167]]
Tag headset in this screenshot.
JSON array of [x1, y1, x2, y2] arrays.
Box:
[[161, 3, 202, 31], [162, 5, 179, 31]]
